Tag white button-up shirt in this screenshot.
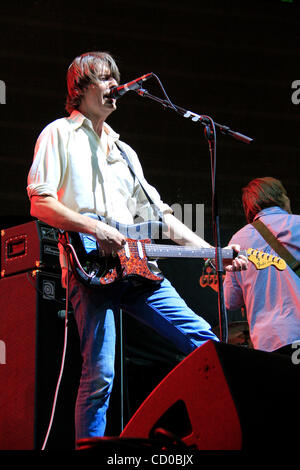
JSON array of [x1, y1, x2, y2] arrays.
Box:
[[27, 110, 172, 272], [27, 110, 171, 223]]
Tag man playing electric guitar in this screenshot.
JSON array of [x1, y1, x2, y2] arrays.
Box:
[[27, 51, 248, 444]]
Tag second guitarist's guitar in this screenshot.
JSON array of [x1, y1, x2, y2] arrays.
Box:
[[58, 218, 287, 288]]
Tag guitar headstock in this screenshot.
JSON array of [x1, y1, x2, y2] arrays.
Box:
[[246, 248, 286, 270]]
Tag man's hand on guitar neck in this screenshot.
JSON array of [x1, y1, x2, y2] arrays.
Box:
[[222, 244, 248, 272], [163, 213, 248, 273]]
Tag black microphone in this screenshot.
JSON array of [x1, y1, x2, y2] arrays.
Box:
[[108, 73, 153, 99]]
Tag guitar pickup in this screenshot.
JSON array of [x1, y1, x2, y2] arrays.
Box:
[[137, 241, 144, 259], [124, 242, 130, 259]]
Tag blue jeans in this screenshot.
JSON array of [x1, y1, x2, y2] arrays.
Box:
[[68, 273, 218, 441]]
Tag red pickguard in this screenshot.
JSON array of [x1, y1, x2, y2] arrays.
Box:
[[85, 239, 163, 287]]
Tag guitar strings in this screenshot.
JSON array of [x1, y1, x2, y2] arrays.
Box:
[[106, 242, 282, 265], [111, 241, 234, 259]]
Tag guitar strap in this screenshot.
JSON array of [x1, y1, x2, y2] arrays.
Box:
[[252, 219, 300, 278], [115, 141, 164, 222]]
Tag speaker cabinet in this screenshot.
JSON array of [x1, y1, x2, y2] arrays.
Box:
[[121, 340, 242, 450], [0, 270, 81, 450], [120, 340, 300, 451]]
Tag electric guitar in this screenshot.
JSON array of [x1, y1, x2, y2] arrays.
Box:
[[59, 219, 287, 288]]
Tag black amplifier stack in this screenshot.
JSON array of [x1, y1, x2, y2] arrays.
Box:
[[0, 220, 81, 450]]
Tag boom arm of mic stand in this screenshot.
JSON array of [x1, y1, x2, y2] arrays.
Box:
[[136, 88, 254, 144]]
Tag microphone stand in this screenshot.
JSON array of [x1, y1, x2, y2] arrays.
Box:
[[135, 88, 253, 343]]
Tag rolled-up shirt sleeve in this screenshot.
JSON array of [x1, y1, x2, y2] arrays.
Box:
[[27, 121, 67, 200]]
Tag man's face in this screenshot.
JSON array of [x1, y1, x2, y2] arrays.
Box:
[[80, 63, 118, 120]]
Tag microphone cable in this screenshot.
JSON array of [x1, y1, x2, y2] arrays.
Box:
[[151, 73, 178, 112]]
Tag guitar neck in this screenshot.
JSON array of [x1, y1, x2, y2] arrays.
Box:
[[144, 244, 245, 260]]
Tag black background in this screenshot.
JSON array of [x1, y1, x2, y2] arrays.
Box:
[[0, 0, 299, 445]]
